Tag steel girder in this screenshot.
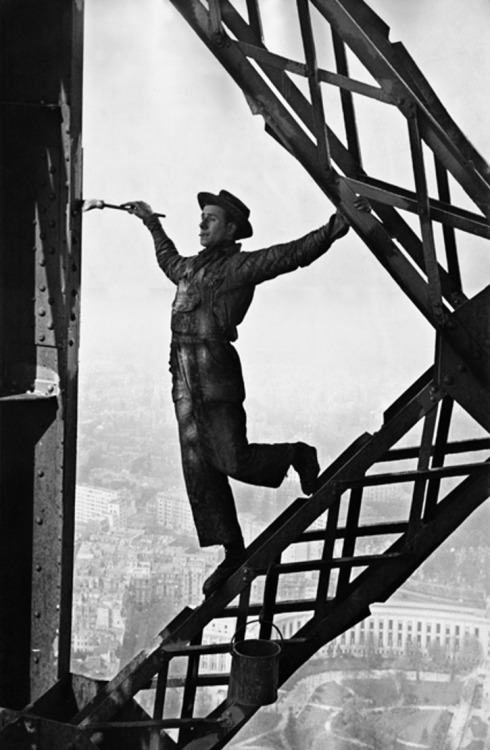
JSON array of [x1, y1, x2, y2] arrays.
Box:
[[0, 0, 83, 707]]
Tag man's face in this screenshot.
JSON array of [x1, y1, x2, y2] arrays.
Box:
[[199, 204, 235, 249]]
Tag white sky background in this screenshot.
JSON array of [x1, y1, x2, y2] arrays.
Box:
[[80, 0, 490, 450]]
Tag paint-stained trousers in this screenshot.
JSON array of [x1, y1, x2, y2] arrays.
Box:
[[174, 392, 296, 548]]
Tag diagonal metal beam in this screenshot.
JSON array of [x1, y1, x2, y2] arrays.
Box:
[[311, 0, 490, 218], [296, 0, 332, 173], [219, 0, 469, 312]]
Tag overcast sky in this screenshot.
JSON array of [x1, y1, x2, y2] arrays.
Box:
[[79, 0, 490, 446]]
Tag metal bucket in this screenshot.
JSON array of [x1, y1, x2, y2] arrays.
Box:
[[228, 621, 283, 706]]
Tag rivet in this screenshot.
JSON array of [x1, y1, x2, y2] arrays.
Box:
[[47, 322, 54, 330], [48, 297, 54, 305], [35, 517, 43, 525], [70, 313, 76, 321], [49, 220, 56, 228], [34, 611, 41, 619], [48, 246, 55, 254], [38, 334, 46, 342], [47, 385, 55, 394], [39, 284, 46, 292], [443, 375, 454, 386], [33, 656, 40, 664], [40, 233, 46, 240], [36, 565, 42, 572], [37, 470, 44, 478], [38, 308, 46, 317], [69, 339, 75, 347], [49, 166, 56, 174], [39, 259, 46, 266], [242, 567, 253, 583]]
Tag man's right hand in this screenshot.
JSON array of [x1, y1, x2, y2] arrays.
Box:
[[120, 201, 154, 219]]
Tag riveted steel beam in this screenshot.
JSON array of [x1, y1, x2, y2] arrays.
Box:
[[0, 0, 83, 706]]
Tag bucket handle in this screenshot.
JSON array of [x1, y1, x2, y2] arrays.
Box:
[[230, 619, 283, 652]]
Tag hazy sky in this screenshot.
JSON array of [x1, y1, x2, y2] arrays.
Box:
[[79, 0, 490, 445]]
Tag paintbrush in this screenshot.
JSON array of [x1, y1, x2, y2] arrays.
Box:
[[78, 199, 166, 217]]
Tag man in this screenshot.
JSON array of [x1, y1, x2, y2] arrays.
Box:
[[125, 190, 360, 596]]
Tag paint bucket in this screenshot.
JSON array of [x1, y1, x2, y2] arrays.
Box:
[[228, 621, 283, 706]]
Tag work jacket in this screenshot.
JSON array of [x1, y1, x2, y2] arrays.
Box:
[[144, 213, 349, 402]]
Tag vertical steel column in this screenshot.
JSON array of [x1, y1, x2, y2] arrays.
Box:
[[0, 0, 83, 707]]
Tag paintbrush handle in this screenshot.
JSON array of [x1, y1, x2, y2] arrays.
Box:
[[105, 202, 166, 218]]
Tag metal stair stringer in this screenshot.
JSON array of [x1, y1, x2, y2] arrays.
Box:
[[47, 364, 490, 749], [275, 459, 490, 692]]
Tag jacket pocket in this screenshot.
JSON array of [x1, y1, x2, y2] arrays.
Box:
[[172, 289, 201, 313], [171, 289, 201, 335]]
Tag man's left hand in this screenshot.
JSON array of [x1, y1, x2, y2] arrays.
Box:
[[353, 195, 371, 213]]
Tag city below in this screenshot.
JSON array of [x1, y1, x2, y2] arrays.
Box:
[[72, 297, 490, 749]]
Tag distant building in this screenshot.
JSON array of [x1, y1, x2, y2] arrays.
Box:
[[72, 629, 97, 655], [156, 491, 194, 535], [334, 592, 489, 661], [130, 568, 165, 607], [274, 583, 490, 662], [201, 619, 234, 674], [180, 555, 207, 604], [75, 485, 128, 528]]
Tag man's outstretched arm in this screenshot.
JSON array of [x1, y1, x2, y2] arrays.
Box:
[[122, 201, 186, 285], [226, 211, 346, 287], [227, 197, 370, 288]]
